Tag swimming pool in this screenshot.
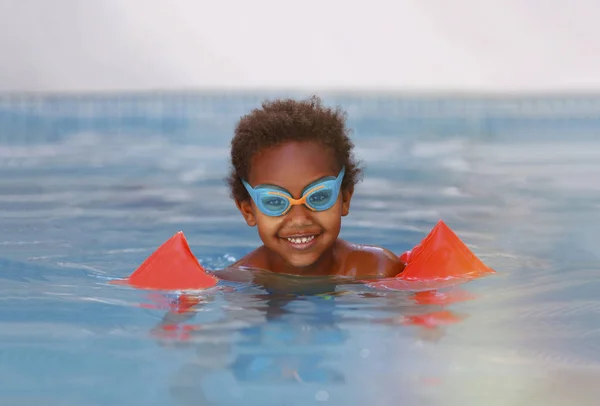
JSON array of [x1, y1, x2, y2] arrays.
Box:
[[1, 92, 599, 405]]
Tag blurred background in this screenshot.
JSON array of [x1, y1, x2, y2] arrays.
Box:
[[2, 0, 600, 93]]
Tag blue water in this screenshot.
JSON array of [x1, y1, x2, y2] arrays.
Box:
[[1, 92, 600, 405]]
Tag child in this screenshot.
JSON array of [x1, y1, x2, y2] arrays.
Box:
[[226, 96, 405, 279]]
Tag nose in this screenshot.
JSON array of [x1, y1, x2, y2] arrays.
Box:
[[285, 203, 313, 225]]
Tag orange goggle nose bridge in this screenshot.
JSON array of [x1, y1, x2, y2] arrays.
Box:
[[266, 185, 325, 214]]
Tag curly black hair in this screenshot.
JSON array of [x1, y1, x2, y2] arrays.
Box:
[[227, 95, 363, 202]]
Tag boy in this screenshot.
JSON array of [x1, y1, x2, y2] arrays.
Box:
[[226, 96, 405, 279]]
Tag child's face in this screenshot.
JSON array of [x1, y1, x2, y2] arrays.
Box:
[[236, 141, 353, 271]]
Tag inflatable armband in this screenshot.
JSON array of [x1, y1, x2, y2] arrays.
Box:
[[111, 231, 218, 290], [400, 220, 494, 280], [115, 220, 493, 292], [366, 220, 494, 290]]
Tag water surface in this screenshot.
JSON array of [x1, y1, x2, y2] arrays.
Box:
[[1, 92, 599, 405]]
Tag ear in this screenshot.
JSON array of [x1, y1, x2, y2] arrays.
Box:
[[235, 199, 257, 227], [341, 185, 354, 217]]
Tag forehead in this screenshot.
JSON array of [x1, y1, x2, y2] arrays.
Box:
[[248, 141, 339, 192]]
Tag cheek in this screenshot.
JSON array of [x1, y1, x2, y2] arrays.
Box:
[[315, 203, 343, 231], [254, 212, 282, 237]]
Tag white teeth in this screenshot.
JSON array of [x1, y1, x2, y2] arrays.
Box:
[[286, 235, 315, 244]]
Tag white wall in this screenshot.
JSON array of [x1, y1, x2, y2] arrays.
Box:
[[1, 0, 600, 93]]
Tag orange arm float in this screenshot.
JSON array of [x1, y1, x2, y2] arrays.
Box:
[[114, 220, 493, 291], [366, 220, 495, 291], [398, 220, 494, 280], [111, 231, 219, 291]]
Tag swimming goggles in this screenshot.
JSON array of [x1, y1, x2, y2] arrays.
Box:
[[241, 167, 345, 217]]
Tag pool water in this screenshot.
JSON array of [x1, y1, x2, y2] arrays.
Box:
[[1, 92, 599, 405]]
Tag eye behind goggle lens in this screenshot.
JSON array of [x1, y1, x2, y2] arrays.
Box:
[[307, 189, 334, 209], [260, 195, 289, 214]]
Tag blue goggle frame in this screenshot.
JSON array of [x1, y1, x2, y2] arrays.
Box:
[[241, 167, 345, 217]]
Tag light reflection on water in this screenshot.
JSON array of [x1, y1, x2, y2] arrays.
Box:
[[1, 94, 600, 405]]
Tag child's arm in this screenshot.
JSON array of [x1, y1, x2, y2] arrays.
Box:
[[379, 248, 406, 278], [343, 242, 406, 278]]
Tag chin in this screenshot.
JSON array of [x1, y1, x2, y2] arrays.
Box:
[[285, 255, 321, 269]]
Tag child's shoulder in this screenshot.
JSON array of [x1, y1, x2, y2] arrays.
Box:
[[228, 241, 405, 278], [230, 246, 269, 271], [336, 240, 405, 278]]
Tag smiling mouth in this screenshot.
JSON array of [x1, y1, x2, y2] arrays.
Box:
[[280, 233, 320, 249], [286, 235, 315, 244]]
